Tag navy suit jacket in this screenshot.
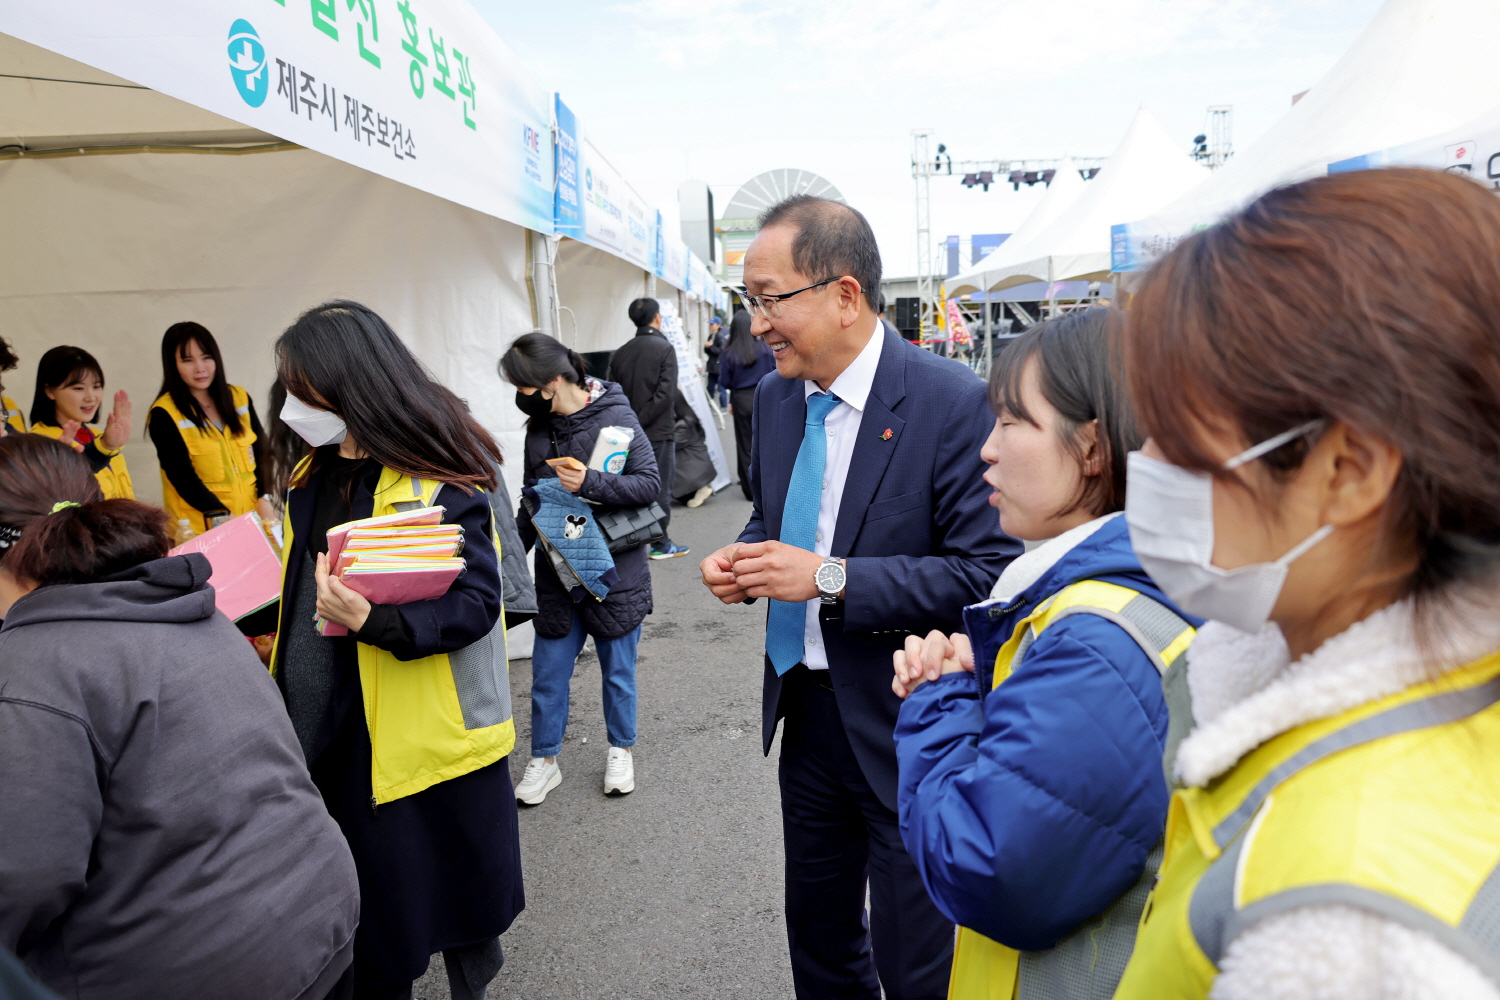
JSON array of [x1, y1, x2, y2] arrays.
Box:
[[738, 326, 1021, 810]]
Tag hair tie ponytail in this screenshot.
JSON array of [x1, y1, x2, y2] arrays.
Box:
[[49, 501, 81, 514]]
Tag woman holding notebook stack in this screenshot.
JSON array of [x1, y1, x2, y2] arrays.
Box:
[[270, 300, 522, 1000]]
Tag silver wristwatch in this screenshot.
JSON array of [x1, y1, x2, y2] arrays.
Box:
[[814, 556, 846, 605]]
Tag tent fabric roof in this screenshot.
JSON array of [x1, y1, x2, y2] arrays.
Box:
[[946, 156, 1087, 296], [952, 109, 1208, 295], [0, 33, 262, 147], [1120, 0, 1500, 269]]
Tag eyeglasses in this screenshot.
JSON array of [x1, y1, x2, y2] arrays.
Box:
[[740, 276, 850, 319]]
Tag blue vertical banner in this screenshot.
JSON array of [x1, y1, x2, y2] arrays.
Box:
[[554, 94, 582, 238], [654, 209, 666, 277]]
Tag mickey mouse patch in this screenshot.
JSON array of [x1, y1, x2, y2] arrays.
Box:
[[564, 514, 588, 540]]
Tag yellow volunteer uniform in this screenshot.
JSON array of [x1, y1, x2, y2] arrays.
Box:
[[30, 421, 134, 500], [1114, 650, 1500, 998], [3, 396, 25, 434], [272, 464, 514, 804], [949, 580, 1196, 1000], [151, 386, 259, 535]]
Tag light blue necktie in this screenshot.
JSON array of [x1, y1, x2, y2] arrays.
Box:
[[766, 391, 841, 674]]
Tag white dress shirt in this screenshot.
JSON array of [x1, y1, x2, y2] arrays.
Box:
[[799, 321, 884, 669]]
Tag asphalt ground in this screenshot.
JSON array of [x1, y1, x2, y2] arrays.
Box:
[[415, 425, 796, 999]]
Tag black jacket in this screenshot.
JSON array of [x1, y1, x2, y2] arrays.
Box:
[[517, 380, 661, 639], [607, 326, 678, 442]]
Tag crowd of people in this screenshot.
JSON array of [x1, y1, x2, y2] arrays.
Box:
[[2, 164, 1500, 1000]]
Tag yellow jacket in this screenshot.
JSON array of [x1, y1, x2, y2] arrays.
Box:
[[150, 386, 259, 535], [3, 395, 25, 434], [273, 464, 514, 804], [30, 421, 134, 500], [1114, 649, 1500, 998]]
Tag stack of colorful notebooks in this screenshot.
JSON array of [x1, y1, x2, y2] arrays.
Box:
[[319, 506, 465, 636]]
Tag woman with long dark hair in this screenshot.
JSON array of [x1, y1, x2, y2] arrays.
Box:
[[270, 300, 521, 1000], [28, 346, 133, 500], [499, 331, 660, 805], [148, 322, 272, 540], [717, 309, 776, 501], [0, 434, 359, 1000]]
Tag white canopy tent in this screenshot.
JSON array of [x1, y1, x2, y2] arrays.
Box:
[[946, 157, 1086, 297], [0, 31, 537, 508], [955, 110, 1208, 295], [1114, 0, 1500, 272]]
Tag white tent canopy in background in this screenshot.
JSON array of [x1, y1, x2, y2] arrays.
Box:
[[946, 157, 1086, 297], [1113, 0, 1500, 272], [956, 110, 1208, 295]]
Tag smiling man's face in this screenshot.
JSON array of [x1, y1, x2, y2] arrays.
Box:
[[742, 223, 867, 387]]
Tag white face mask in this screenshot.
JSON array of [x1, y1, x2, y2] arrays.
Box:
[[280, 393, 348, 448], [1125, 421, 1333, 634]]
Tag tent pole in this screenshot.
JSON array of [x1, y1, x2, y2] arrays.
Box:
[[1047, 258, 1056, 320], [982, 291, 991, 378]]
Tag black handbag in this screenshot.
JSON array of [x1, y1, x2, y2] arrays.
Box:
[[549, 429, 666, 553], [595, 502, 667, 553]]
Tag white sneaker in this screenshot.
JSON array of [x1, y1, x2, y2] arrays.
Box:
[[516, 756, 561, 805], [604, 747, 635, 795], [686, 485, 713, 508]]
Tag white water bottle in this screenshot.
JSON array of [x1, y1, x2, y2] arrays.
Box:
[[588, 425, 635, 474]]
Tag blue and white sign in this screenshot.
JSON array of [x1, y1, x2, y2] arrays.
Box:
[[554, 95, 583, 239], [4, 0, 555, 233]]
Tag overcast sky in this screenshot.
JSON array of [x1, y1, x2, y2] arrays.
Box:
[[470, 0, 1386, 277]]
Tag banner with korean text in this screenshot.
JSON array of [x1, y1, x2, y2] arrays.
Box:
[[2, 0, 555, 232]]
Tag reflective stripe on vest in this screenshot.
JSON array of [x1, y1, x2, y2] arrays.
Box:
[[951, 579, 1197, 1000], [1113, 650, 1500, 1000], [992, 580, 1195, 690]]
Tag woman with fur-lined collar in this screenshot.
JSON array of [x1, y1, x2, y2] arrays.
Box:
[[1112, 167, 1500, 1000]]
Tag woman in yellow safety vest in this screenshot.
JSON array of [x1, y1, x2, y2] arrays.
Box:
[[147, 322, 272, 538], [0, 336, 25, 434], [890, 309, 1197, 1000], [269, 300, 520, 1000], [1111, 168, 1500, 999], [28, 346, 133, 500]]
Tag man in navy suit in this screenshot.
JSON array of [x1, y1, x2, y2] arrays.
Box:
[[700, 196, 1019, 998]]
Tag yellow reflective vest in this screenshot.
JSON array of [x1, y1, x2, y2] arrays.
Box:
[[151, 386, 260, 535], [950, 579, 1195, 1000], [1114, 649, 1500, 998], [272, 464, 515, 805], [30, 421, 134, 500], [3, 395, 25, 434]]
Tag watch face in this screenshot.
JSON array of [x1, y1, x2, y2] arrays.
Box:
[[816, 562, 845, 593]]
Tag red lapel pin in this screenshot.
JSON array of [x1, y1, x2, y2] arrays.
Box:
[[881, 428, 893, 441]]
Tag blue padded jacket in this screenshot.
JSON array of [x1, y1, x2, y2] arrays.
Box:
[[894, 513, 1198, 950]]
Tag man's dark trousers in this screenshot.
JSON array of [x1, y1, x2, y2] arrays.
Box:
[[651, 437, 675, 547], [780, 667, 952, 999]]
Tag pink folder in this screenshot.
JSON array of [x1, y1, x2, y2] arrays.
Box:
[[168, 512, 282, 622], [338, 563, 465, 605]]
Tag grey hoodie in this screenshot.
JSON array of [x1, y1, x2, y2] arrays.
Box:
[[0, 554, 358, 1000]]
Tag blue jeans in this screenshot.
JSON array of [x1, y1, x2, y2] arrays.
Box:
[[529, 615, 640, 758]]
